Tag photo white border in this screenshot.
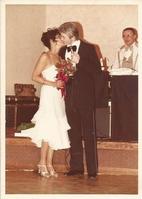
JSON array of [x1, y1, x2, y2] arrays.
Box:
[[1, 0, 142, 199]]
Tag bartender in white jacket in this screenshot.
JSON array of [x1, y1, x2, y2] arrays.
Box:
[[112, 27, 138, 73]]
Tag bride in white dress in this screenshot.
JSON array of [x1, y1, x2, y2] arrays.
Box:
[[18, 28, 70, 177]]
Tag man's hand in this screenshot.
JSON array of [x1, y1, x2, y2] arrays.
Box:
[[71, 52, 80, 64]]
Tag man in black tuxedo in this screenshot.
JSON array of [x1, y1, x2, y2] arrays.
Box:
[[59, 22, 101, 179]]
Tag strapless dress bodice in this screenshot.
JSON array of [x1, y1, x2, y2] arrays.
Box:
[[42, 65, 57, 81]]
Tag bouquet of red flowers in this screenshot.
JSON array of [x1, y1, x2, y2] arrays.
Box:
[[56, 58, 76, 97]]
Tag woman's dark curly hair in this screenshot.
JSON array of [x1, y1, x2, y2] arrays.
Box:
[[41, 28, 60, 49]]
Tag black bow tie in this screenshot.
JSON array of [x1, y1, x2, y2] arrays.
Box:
[[67, 45, 77, 52]]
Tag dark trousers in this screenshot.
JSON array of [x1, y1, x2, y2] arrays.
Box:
[[66, 107, 98, 175]]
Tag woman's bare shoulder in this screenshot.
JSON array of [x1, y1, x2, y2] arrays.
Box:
[[40, 51, 50, 60], [37, 51, 51, 66]]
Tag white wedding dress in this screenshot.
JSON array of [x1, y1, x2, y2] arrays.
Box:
[[15, 65, 70, 150]]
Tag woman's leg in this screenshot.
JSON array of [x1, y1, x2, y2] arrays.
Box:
[[37, 140, 50, 177], [47, 147, 58, 177], [46, 146, 54, 166], [39, 140, 48, 165]]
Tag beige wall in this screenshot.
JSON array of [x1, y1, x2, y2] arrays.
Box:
[[6, 5, 46, 95], [6, 5, 138, 96]]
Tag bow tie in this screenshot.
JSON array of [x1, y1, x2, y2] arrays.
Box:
[[67, 45, 77, 52]]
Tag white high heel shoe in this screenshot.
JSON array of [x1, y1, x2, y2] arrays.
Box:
[[47, 165, 58, 177], [37, 164, 50, 177]]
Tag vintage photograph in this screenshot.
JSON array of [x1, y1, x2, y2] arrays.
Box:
[[0, 0, 141, 198]]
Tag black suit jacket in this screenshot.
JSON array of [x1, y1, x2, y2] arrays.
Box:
[[59, 40, 102, 110]]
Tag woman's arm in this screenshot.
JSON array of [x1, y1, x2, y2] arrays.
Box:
[[32, 52, 63, 88]]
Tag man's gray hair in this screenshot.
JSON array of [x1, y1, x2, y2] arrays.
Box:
[[59, 22, 79, 39]]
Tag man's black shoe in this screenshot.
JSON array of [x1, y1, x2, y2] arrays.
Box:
[[64, 170, 84, 176], [88, 174, 97, 179]]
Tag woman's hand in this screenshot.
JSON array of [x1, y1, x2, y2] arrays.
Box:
[[56, 80, 64, 88]]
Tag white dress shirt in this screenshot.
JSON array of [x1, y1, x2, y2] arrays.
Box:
[[65, 40, 81, 68], [112, 42, 138, 72]]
